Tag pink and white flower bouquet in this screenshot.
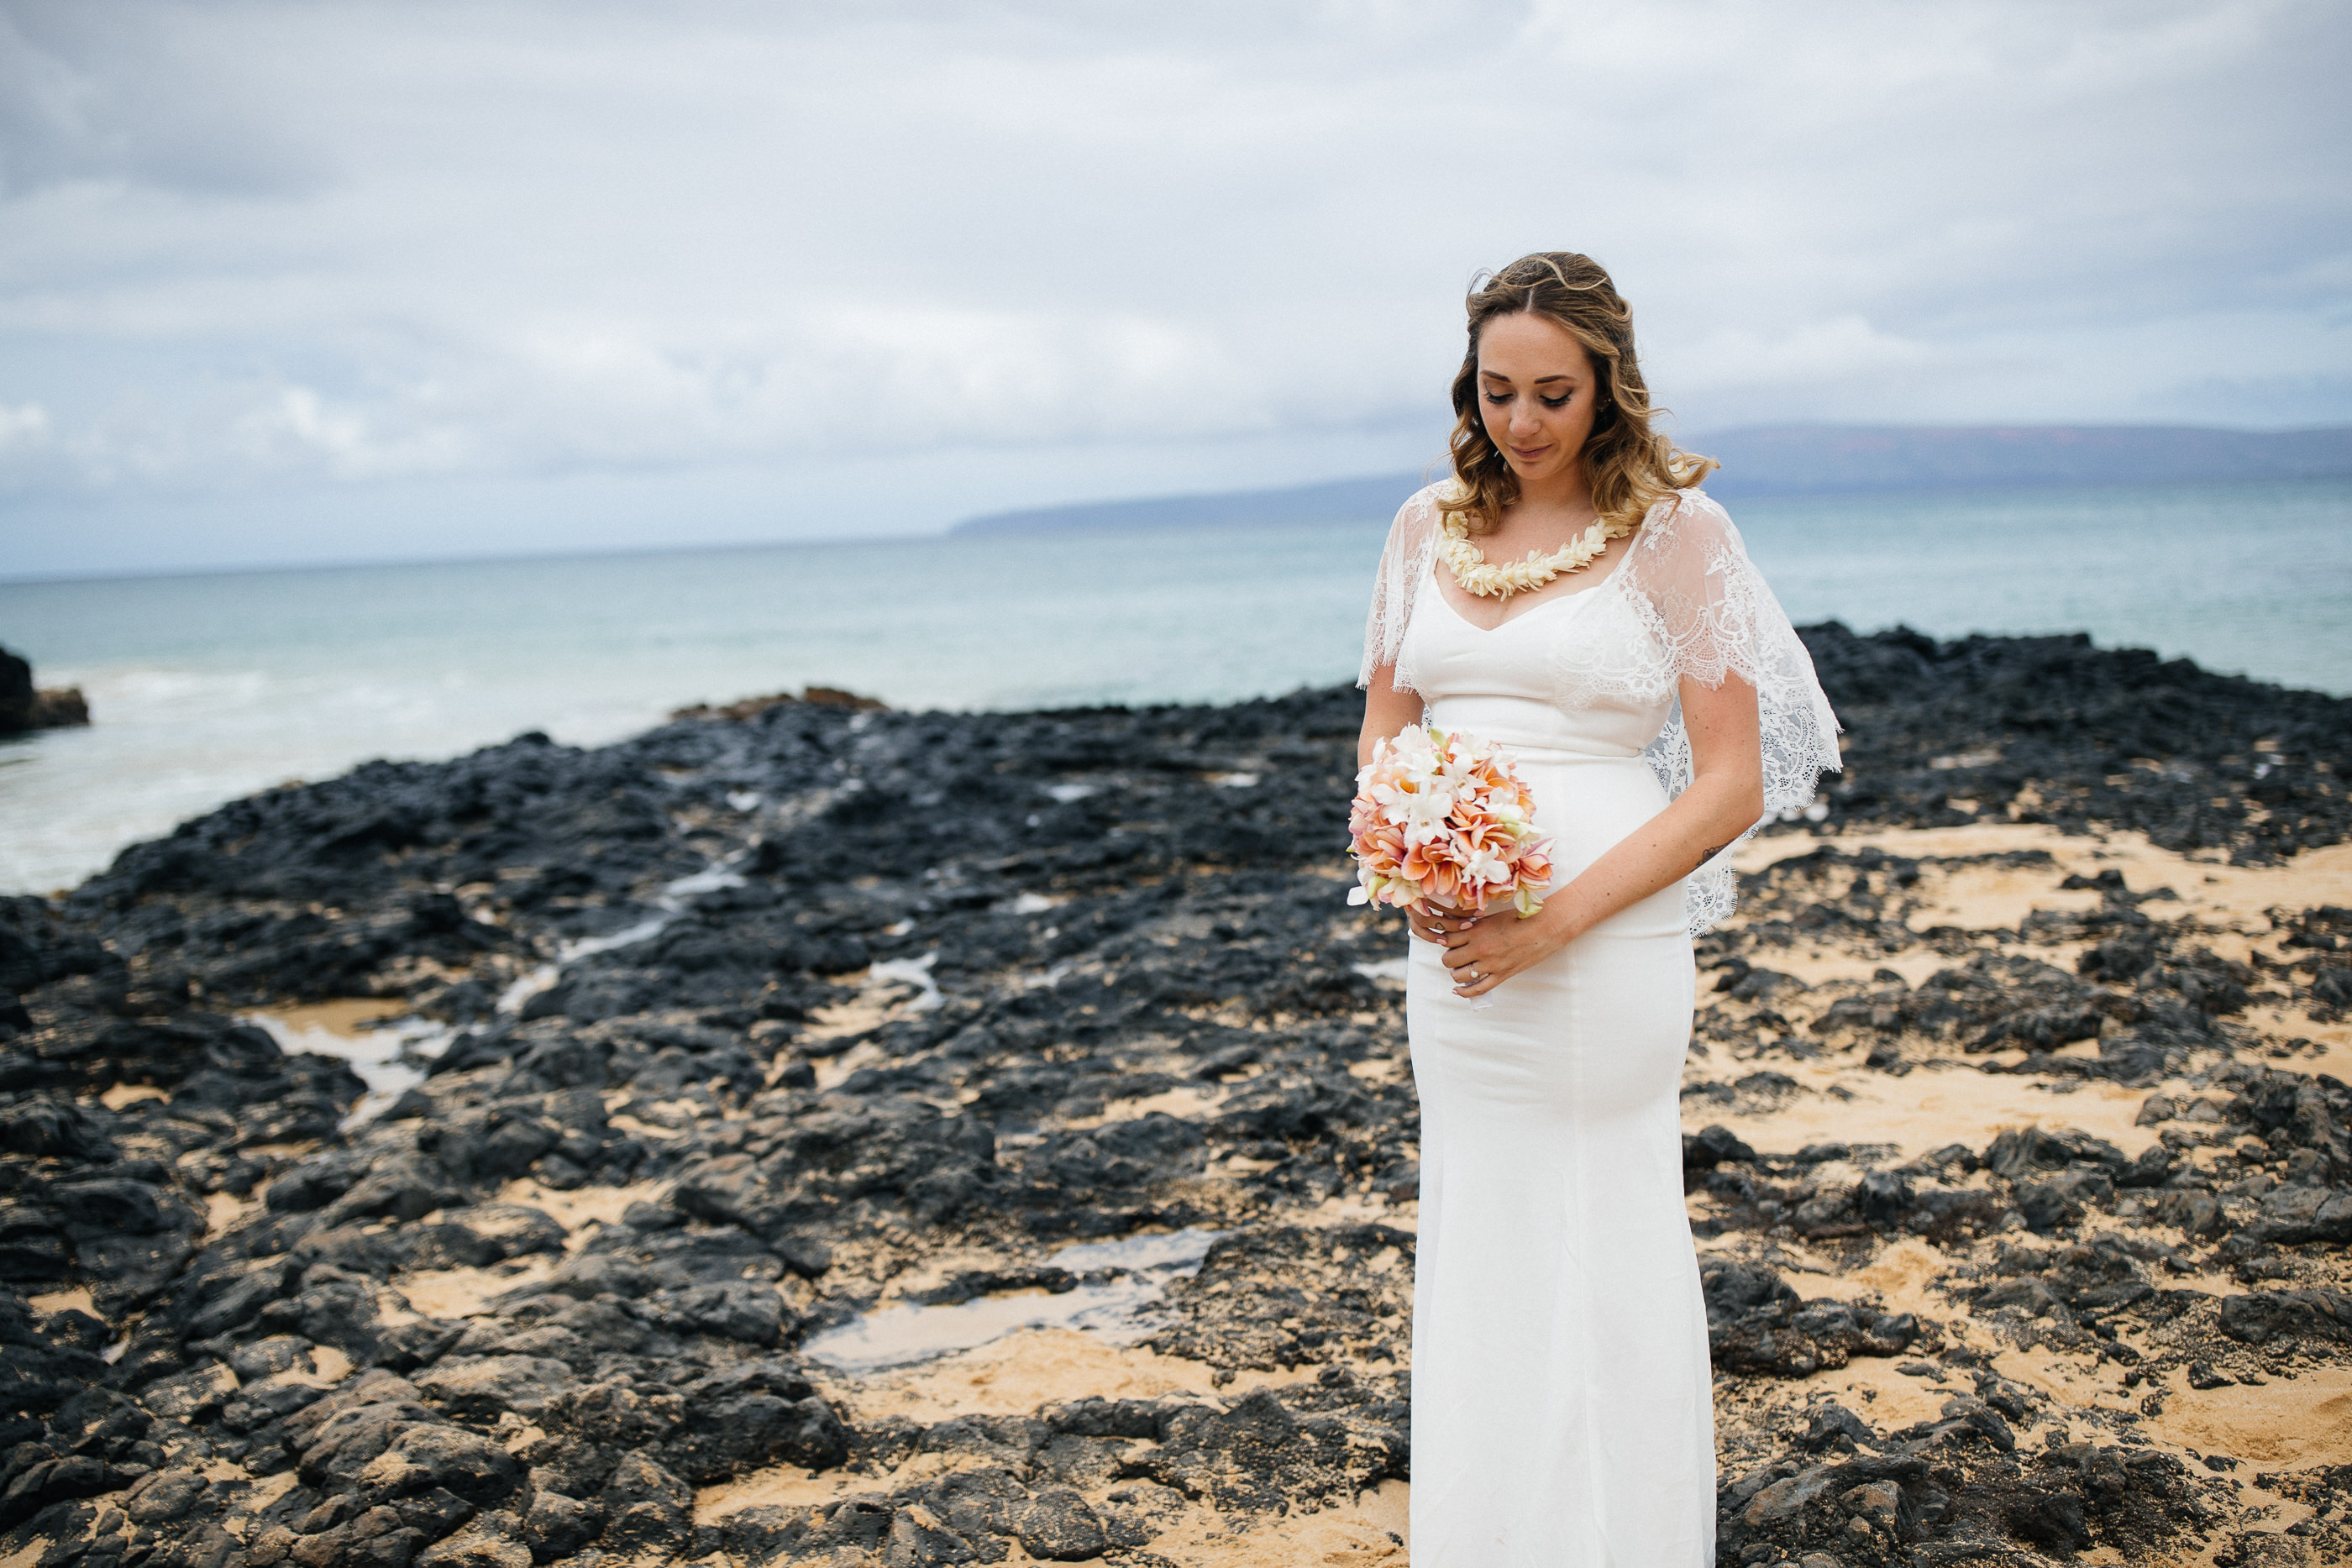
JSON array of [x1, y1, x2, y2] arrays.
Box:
[[1347, 726, 1555, 918]]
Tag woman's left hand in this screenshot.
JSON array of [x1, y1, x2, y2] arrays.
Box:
[[1438, 902, 1571, 999]]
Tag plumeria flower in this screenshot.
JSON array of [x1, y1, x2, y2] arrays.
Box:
[[1344, 726, 1555, 920]]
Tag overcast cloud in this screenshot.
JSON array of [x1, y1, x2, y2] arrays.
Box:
[[2, 0, 2347, 575]]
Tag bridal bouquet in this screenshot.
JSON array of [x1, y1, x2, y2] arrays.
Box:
[[1347, 725, 1554, 918]]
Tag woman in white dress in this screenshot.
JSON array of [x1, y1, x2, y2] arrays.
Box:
[[1358, 253, 1841, 1565]]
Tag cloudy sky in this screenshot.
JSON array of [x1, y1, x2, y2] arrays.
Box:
[[2, 0, 2346, 576]]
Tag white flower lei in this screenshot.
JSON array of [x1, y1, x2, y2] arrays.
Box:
[[1439, 508, 1631, 599]]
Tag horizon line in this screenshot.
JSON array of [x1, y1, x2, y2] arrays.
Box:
[[7, 417, 2348, 589]]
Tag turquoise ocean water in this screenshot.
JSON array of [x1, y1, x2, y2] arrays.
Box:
[[3, 476, 2347, 895]]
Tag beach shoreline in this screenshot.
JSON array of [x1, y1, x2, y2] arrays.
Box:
[[2, 623, 2348, 1565], [8, 471, 2349, 900]]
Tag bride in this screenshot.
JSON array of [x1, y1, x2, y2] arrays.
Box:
[[1357, 252, 1840, 1563]]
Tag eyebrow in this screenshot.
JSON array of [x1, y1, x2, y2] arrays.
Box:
[[1480, 370, 1578, 385]]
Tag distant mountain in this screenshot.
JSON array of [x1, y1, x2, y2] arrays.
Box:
[[1698, 423, 2352, 496], [946, 424, 2352, 535]]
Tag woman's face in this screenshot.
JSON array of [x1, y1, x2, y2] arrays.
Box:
[[1476, 311, 1601, 490]]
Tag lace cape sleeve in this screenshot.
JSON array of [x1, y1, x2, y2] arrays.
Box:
[[1357, 484, 1446, 690], [1614, 490, 1844, 932]]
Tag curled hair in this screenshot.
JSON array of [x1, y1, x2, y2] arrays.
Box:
[[1441, 252, 1716, 535]]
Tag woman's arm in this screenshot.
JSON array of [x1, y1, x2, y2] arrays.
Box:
[[1425, 669, 1764, 997], [1358, 666, 1425, 770]]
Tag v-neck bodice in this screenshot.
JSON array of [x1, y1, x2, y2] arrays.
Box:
[[1401, 557, 1675, 759]]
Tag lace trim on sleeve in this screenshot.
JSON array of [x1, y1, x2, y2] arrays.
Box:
[[1359, 484, 1446, 691], [1610, 490, 1845, 933]]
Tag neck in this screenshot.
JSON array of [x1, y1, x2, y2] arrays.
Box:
[[1510, 458, 1593, 515]]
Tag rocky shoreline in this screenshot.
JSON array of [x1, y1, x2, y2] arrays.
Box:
[[3, 622, 2349, 1567]]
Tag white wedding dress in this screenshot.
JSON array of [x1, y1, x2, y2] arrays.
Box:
[[1359, 485, 1840, 1565]]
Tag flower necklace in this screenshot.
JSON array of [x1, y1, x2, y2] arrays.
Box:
[[1439, 508, 1631, 599]]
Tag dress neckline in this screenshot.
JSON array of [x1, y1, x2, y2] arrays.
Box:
[[1424, 554, 1625, 636]]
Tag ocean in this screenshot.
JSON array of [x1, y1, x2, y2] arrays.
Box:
[[4, 475, 2348, 896]]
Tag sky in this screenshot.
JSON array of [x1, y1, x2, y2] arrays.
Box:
[[2, 0, 2348, 578]]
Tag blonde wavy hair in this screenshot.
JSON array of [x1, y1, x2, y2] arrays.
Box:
[[1441, 251, 1716, 535]]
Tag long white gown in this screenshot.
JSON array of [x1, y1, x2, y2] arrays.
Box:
[[1358, 485, 1840, 1566]]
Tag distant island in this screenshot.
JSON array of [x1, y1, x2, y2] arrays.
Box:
[[950, 422, 2352, 535]]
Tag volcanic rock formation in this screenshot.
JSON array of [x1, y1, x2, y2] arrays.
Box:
[[2, 623, 2348, 1565]]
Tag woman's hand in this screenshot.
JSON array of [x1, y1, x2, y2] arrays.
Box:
[[1416, 901, 1574, 999], [1404, 903, 1463, 947], [1422, 671, 1762, 995]]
